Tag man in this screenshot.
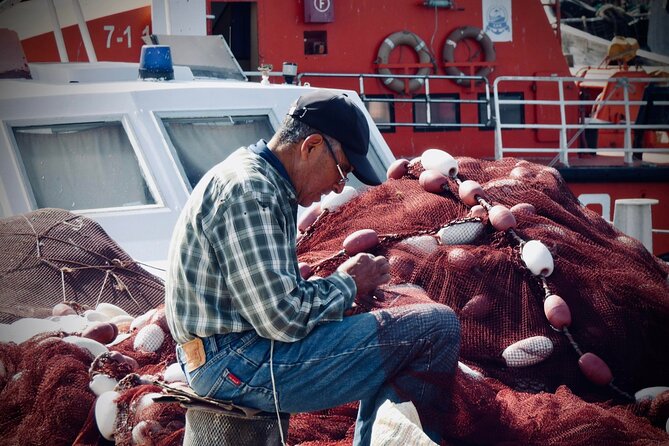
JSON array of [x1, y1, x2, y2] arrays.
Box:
[[165, 90, 460, 445]]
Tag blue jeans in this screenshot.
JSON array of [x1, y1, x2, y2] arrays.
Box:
[[176, 303, 460, 446]]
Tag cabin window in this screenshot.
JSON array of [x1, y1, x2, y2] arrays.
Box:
[[363, 95, 396, 133], [304, 31, 327, 55], [161, 115, 274, 188], [13, 121, 156, 211], [478, 92, 525, 130], [412, 94, 461, 132]]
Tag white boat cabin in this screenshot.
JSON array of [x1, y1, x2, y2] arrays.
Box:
[[0, 61, 395, 273]]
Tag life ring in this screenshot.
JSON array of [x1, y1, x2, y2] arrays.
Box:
[[443, 26, 496, 85], [376, 31, 434, 94]]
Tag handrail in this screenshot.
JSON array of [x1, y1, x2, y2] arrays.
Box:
[[493, 75, 669, 166], [296, 72, 492, 129], [242, 70, 669, 165]]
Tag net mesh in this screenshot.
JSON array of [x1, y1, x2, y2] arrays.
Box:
[[297, 157, 669, 399], [0, 208, 165, 323], [1, 158, 668, 445]]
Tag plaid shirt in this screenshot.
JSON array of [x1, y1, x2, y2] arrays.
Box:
[[165, 144, 356, 344]]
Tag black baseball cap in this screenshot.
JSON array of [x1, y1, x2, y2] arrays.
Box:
[[288, 90, 384, 185]]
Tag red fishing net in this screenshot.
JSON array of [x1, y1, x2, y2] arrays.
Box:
[[1, 157, 668, 445], [291, 156, 669, 444]]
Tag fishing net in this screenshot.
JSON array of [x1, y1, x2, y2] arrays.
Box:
[[0, 208, 165, 323], [0, 208, 181, 446], [290, 156, 669, 444], [1, 156, 668, 446]]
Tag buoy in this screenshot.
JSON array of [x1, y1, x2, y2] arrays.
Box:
[[510, 202, 536, 216], [109, 350, 139, 370], [96, 303, 129, 319], [461, 294, 492, 319], [419, 170, 449, 194], [95, 390, 120, 441], [634, 386, 669, 402], [133, 324, 165, 352], [89, 374, 118, 396], [543, 294, 571, 329], [52, 303, 76, 317], [578, 352, 613, 386], [420, 149, 458, 177], [164, 362, 187, 383], [343, 229, 380, 255], [447, 247, 478, 269], [298, 262, 312, 279], [521, 240, 554, 277], [488, 205, 517, 231], [458, 180, 485, 206], [297, 203, 322, 232], [469, 205, 486, 219], [386, 158, 410, 179], [502, 336, 554, 367], [437, 221, 485, 245], [321, 186, 359, 211], [132, 420, 163, 446], [130, 309, 157, 332], [83, 310, 110, 323], [63, 335, 109, 358], [82, 322, 118, 345]]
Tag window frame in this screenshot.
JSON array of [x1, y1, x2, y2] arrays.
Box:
[[155, 108, 278, 191], [412, 93, 462, 132], [478, 92, 526, 131], [7, 114, 164, 214], [304, 30, 328, 55], [362, 94, 396, 133]]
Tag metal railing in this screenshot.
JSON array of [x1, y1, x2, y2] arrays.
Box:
[[243, 70, 669, 166], [493, 75, 669, 166], [296, 72, 493, 130]]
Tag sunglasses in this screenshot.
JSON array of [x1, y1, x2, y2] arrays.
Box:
[[323, 137, 349, 185]]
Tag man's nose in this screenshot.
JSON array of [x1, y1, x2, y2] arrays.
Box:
[[332, 181, 346, 194]]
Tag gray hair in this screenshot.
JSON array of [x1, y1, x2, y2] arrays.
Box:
[[277, 115, 337, 148]]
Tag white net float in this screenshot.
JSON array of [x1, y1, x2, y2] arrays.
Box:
[[521, 240, 554, 277], [420, 149, 458, 177], [95, 390, 120, 441], [502, 336, 554, 367], [321, 186, 358, 212]]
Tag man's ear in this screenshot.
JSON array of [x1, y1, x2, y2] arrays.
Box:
[[300, 133, 323, 158]]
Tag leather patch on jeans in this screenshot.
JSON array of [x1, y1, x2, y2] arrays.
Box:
[[181, 337, 206, 372]]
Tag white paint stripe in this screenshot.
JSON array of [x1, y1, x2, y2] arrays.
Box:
[[383, 38, 395, 50], [0, 0, 150, 40]]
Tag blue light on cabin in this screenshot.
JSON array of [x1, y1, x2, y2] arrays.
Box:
[[138, 45, 174, 81]]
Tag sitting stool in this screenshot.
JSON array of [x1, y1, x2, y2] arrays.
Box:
[[154, 381, 290, 446]]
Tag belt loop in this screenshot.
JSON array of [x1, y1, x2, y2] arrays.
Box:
[[207, 335, 218, 354]]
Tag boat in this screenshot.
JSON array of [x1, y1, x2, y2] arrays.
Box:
[[1, 3, 668, 445], [1, 0, 668, 260], [0, 30, 394, 273]]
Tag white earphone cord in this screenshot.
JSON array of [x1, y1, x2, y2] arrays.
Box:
[[270, 340, 286, 446]]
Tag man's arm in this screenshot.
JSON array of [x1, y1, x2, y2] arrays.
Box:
[[209, 190, 356, 342]]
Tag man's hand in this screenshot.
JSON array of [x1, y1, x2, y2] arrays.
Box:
[[337, 253, 391, 306]]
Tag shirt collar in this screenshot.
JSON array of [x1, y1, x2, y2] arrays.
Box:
[[248, 139, 297, 202]]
